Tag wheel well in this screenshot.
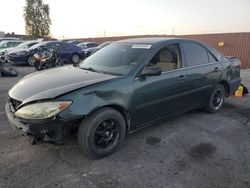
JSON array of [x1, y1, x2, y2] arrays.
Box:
[[88, 105, 130, 132], [105, 105, 130, 131], [72, 53, 79, 57], [219, 81, 230, 96]]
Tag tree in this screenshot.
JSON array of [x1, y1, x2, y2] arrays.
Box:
[[24, 0, 51, 39]]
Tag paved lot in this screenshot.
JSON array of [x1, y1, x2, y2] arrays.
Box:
[[0, 66, 250, 188]]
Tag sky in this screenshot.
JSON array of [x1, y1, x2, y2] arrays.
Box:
[[0, 0, 250, 39]]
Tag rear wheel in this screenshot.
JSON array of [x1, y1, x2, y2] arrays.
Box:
[[0, 66, 18, 77], [205, 84, 225, 113], [72, 54, 80, 64], [77, 108, 126, 158], [86, 52, 91, 57]]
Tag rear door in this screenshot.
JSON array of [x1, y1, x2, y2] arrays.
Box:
[[132, 43, 191, 126], [58, 43, 73, 60], [46, 42, 69, 60], [181, 42, 222, 105]]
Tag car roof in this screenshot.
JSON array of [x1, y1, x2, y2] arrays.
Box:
[[25, 40, 38, 44], [0, 40, 23, 44], [115, 37, 202, 45], [45, 41, 67, 44], [116, 37, 223, 60], [0, 37, 19, 40], [80, 42, 98, 45], [8, 40, 23, 43]]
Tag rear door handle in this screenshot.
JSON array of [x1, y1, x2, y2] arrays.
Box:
[[178, 75, 187, 81]]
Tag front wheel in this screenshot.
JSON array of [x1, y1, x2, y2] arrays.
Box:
[[1, 66, 18, 77], [205, 84, 225, 113], [27, 56, 35, 66], [77, 108, 126, 158]]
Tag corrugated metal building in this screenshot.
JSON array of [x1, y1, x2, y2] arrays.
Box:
[[79, 32, 250, 68]]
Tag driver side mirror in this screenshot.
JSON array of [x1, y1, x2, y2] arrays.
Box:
[[140, 66, 161, 77]]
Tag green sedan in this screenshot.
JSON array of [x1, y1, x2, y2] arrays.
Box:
[[6, 38, 241, 158]]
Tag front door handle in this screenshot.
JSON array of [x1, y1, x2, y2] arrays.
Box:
[[214, 67, 220, 72], [178, 75, 187, 81]]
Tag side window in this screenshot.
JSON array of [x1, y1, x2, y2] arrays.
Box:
[[47, 43, 62, 50], [46, 43, 55, 49], [10, 42, 15, 47], [59, 43, 69, 50], [148, 44, 180, 72], [182, 42, 209, 66], [208, 52, 218, 63], [90, 43, 98, 47]]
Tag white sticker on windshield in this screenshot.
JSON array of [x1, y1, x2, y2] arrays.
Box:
[[132, 44, 152, 49]]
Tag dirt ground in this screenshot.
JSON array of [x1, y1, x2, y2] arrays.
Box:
[[0, 66, 250, 188]]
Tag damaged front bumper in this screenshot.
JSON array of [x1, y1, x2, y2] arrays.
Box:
[[5, 103, 78, 144]]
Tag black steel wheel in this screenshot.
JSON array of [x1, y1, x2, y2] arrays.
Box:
[[77, 108, 126, 158], [205, 84, 225, 113], [94, 119, 120, 150]]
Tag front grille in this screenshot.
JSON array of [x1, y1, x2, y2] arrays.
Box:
[[9, 97, 22, 112]]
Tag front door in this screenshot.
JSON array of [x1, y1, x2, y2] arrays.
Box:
[[132, 44, 192, 127]]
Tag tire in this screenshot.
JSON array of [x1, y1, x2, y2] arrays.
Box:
[[86, 52, 91, 57], [1, 66, 18, 77], [205, 84, 225, 113], [71, 54, 80, 64], [77, 108, 126, 158], [40, 64, 48, 71], [27, 56, 35, 66]]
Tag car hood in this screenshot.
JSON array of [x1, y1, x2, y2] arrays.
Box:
[[8, 49, 28, 55], [9, 65, 118, 105], [0, 47, 14, 53]]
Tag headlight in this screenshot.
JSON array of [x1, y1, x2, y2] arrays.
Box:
[[15, 101, 72, 120]]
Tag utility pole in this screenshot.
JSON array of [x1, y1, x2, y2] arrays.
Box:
[[172, 27, 175, 36]]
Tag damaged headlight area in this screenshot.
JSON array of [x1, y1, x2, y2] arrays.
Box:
[[15, 101, 72, 120]]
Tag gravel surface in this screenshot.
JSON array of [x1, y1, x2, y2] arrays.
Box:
[[0, 66, 250, 188]]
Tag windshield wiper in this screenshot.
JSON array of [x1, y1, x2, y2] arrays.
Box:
[[80, 67, 105, 74]]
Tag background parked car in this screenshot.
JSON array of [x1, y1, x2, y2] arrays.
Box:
[[0, 40, 23, 50], [88, 41, 112, 55], [0, 37, 19, 43], [8, 41, 85, 66], [77, 42, 99, 57], [0, 41, 38, 60], [66, 40, 82, 45]]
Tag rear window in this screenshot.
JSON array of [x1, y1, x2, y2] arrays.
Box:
[[208, 52, 218, 63], [182, 42, 209, 66]]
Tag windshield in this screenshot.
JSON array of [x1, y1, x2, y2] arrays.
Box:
[[79, 43, 148, 75], [29, 42, 46, 50], [16, 41, 33, 49], [77, 42, 87, 47], [0, 41, 8, 48]]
